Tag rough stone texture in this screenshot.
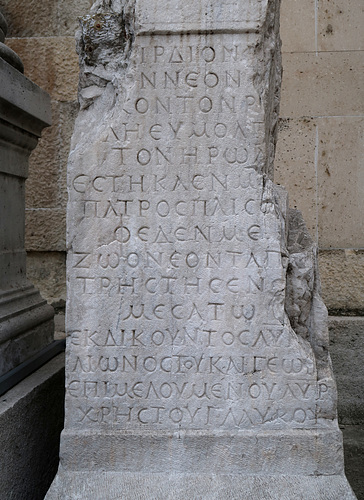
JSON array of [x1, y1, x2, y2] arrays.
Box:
[[317, 117, 364, 249], [317, 0, 364, 52], [25, 208, 66, 251], [47, 0, 353, 498], [341, 426, 364, 500], [329, 317, 364, 424], [25, 100, 78, 246], [0, 0, 94, 37], [6, 36, 79, 102], [48, 473, 356, 500], [0, 354, 65, 500], [329, 316, 364, 499], [26, 252, 67, 307], [274, 117, 317, 238], [320, 251, 364, 315]]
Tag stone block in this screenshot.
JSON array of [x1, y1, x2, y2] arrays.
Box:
[[26, 100, 78, 210], [0, 354, 65, 500], [56, 0, 95, 36], [316, 117, 364, 249], [280, 0, 316, 53], [6, 36, 79, 102], [0, 0, 58, 37], [280, 51, 364, 118], [26, 251, 66, 306], [26, 101, 60, 208], [0, 314, 54, 376], [317, 0, 364, 52], [341, 426, 364, 500], [25, 208, 66, 251], [329, 316, 364, 424], [319, 250, 364, 313], [0, 0, 93, 37], [275, 117, 317, 240]]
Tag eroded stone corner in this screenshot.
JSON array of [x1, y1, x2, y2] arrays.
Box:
[[76, 0, 136, 110], [285, 208, 337, 419], [253, 0, 282, 179]]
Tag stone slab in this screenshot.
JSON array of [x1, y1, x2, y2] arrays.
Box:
[[319, 251, 364, 314], [329, 316, 364, 424], [317, 117, 364, 249], [280, 51, 364, 118], [341, 425, 364, 500], [280, 0, 316, 54], [47, 471, 356, 500], [136, 0, 266, 34], [58, 429, 344, 475], [0, 353, 65, 500], [0, 284, 54, 375], [0, 56, 51, 135], [317, 0, 364, 52]]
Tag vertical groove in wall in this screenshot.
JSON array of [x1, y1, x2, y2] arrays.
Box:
[[314, 0, 318, 55], [315, 124, 319, 246]]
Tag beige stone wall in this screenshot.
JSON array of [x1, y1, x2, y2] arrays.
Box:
[[1, 0, 363, 330], [276, 0, 364, 313]]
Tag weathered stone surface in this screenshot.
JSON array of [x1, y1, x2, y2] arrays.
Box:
[[47, 0, 354, 498], [0, 354, 65, 500], [329, 316, 364, 424], [26, 251, 67, 306], [320, 250, 364, 314], [317, 0, 364, 52], [280, 0, 316, 53], [0, 0, 58, 37], [26, 100, 78, 209], [317, 116, 364, 249], [0, 0, 93, 38], [275, 117, 317, 239], [25, 208, 66, 251], [280, 51, 364, 118], [6, 36, 79, 101], [341, 425, 364, 500], [48, 472, 356, 500]]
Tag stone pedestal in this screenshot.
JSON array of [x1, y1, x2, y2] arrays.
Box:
[[0, 17, 54, 378], [47, 1, 355, 498], [0, 14, 65, 499]]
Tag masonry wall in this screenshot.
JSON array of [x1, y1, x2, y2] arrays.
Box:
[[276, 0, 364, 317]]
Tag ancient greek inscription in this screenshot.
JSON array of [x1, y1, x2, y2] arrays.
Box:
[[67, 34, 324, 432]]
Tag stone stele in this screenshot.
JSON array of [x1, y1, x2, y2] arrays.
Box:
[[46, 0, 356, 498]]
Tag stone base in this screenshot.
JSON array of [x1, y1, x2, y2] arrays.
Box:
[[0, 354, 65, 500], [342, 425, 364, 500], [46, 470, 356, 500], [0, 284, 54, 375]]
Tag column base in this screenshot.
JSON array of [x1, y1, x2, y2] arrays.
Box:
[[0, 284, 54, 376]]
